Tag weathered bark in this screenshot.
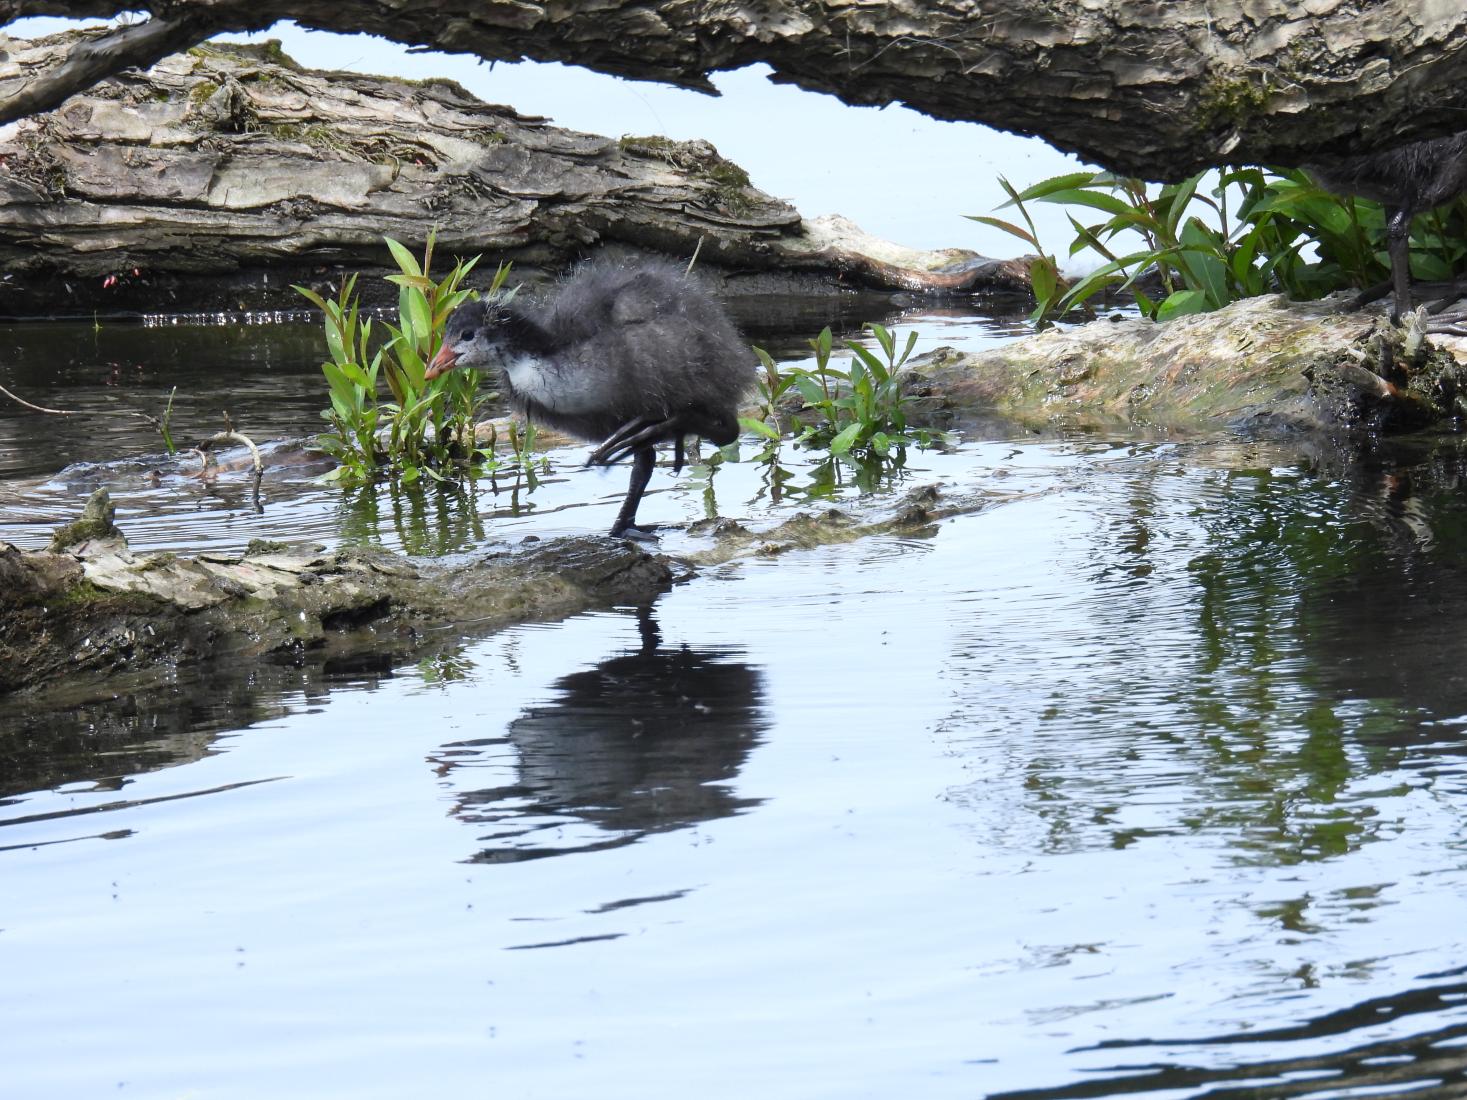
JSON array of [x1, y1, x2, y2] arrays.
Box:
[[0, 35, 1027, 316], [4, 2, 1467, 179]]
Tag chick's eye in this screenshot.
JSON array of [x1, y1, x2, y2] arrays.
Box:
[[460, 329, 476, 341]]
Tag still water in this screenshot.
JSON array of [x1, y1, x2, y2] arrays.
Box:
[[2, 303, 1467, 1098]]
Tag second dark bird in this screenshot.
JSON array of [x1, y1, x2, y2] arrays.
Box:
[[1307, 132, 1467, 322], [427, 255, 752, 539]]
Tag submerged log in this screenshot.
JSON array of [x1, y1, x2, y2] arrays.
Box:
[[0, 482, 956, 698], [0, 34, 1027, 318], [0, 487, 676, 696]]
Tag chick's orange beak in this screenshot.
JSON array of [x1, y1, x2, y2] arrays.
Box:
[[425, 343, 459, 381]]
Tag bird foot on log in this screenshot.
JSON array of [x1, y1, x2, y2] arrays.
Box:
[[609, 523, 661, 543]]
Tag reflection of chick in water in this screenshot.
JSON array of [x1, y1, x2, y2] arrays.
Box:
[[443, 608, 768, 863]]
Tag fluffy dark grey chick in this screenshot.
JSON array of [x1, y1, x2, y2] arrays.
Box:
[[427, 255, 752, 538], [1307, 133, 1467, 322]]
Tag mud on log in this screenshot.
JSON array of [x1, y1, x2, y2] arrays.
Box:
[[0, 34, 1027, 317]]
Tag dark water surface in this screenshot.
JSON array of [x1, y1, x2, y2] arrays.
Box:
[[3, 305, 1467, 1098]]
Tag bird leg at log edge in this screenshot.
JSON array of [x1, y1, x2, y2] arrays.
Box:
[[588, 415, 700, 539], [608, 448, 658, 541]]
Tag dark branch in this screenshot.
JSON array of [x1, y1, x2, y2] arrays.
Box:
[[0, 14, 218, 125]]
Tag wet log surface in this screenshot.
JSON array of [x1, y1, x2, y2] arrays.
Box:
[[0, 483, 955, 698], [0, 33, 1028, 319], [0, 487, 678, 696]]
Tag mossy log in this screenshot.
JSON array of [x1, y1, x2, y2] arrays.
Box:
[[0, 483, 956, 699], [905, 294, 1467, 438], [0, 33, 1027, 318], [0, 488, 676, 695]]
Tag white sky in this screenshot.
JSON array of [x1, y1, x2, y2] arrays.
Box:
[[8, 16, 1096, 259]]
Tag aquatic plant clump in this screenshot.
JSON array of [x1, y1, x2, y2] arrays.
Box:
[[742, 323, 938, 490], [974, 167, 1467, 328], [294, 234, 531, 487]]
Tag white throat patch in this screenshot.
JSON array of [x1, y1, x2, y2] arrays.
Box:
[[501, 353, 603, 415]]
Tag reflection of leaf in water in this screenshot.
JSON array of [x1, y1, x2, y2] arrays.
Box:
[[990, 967, 1467, 1100]]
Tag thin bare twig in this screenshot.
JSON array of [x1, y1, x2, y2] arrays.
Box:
[[0, 380, 75, 416], [202, 413, 264, 512], [0, 379, 165, 432]]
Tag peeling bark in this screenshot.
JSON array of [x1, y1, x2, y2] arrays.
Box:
[[4, 2, 1467, 179], [0, 35, 1028, 315]]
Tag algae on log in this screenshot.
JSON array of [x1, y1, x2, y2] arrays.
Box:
[[0, 34, 1028, 317], [0, 489, 674, 696], [904, 295, 1467, 437]]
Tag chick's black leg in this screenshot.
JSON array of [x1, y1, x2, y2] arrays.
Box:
[[1387, 206, 1413, 323], [609, 447, 657, 539]]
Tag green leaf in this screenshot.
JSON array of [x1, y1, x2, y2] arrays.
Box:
[[898, 329, 917, 368], [1162, 172, 1204, 238], [794, 375, 829, 406], [829, 421, 864, 455], [384, 236, 422, 278], [293, 284, 328, 311], [1155, 288, 1209, 321], [1178, 219, 1230, 307], [739, 416, 782, 441], [965, 214, 1038, 248], [385, 273, 436, 292], [1036, 188, 1145, 220], [867, 323, 895, 361], [846, 342, 887, 381], [1005, 171, 1105, 205]]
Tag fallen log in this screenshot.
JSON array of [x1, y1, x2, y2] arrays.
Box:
[[1, 487, 675, 696], [0, 479, 963, 699], [0, 33, 1028, 318], [4, 2, 1467, 179]]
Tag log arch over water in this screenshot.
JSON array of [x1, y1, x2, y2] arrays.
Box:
[[3, 2, 1467, 177]]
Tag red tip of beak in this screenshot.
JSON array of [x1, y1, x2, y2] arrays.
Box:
[[425, 344, 459, 381]]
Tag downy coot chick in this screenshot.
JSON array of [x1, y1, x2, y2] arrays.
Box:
[[427, 255, 752, 538]]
